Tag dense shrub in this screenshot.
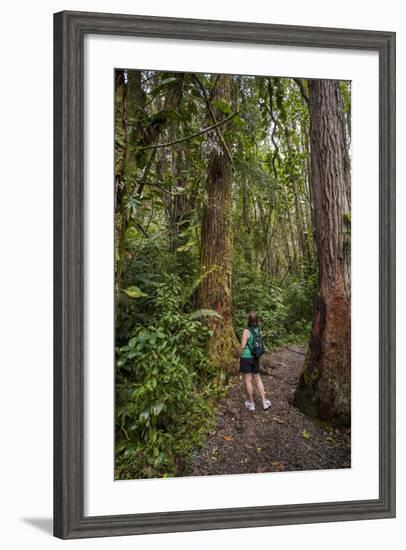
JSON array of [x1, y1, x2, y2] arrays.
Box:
[[232, 261, 317, 349], [115, 275, 225, 479], [115, 234, 199, 346]]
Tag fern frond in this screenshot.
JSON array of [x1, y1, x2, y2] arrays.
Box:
[[190, 308, 222, 320], [180, 265, 219, 307]]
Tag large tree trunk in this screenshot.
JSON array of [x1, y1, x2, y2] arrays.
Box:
[[294, 80, 351, 426], [114, 69, 131, 297], [114, 69, 149, 296], [196, 74, 239, 372]]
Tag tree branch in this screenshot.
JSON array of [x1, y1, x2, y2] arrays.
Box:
[[139, 112, 238, 152], [293, 78, 309, 105], [136, 147, 157, 196]]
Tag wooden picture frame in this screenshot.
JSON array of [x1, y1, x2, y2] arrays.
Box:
[[54, 10, 396, 539]]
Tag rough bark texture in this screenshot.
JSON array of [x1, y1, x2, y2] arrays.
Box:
[[294, 80, 351, 426], [114, 69, 130, 296], [197, 74, 239, 372]]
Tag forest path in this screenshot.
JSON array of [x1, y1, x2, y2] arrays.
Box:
[[190, 345, 351, 476]]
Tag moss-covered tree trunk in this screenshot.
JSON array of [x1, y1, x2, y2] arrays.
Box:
[[114, 69, 146, 296], [114, 69, 128, 296], [294, 80, 351, 426], [197, 74, 239, 372], [114, 71, 184, 296]]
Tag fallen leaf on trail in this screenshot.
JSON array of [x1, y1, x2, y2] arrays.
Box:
[[256, 447, 262, 453], [223, 435, 233, 441], [272, 416, 286, 424], [302, 430, 312, 440]]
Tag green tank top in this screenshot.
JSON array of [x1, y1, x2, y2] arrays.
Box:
[[241, 327, 259, 358]]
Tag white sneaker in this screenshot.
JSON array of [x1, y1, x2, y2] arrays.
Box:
[[245, 400, 255, 411], [263, 399, 272, 410]]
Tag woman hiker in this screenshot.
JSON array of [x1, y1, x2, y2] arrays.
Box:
[[238, 311, 272, 412]]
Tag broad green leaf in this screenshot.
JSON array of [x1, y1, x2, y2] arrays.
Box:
[[139, 410, 150, 423], [122, 286, 148, 299], [151, 402, 165, 416]]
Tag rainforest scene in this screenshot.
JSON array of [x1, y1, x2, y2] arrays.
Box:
[[114, 70, 351, 480]]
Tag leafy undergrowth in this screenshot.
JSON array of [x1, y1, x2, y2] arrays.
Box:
[[232, 262, 318, 349], [115, 275, 228, 480]]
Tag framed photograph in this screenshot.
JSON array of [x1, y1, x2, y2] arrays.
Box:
[[54, 10, 396, 539]]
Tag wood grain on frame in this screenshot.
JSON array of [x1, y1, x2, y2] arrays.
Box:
[[53, 10, 396, 539]]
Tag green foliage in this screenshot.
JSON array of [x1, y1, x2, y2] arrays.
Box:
[[116, 229, 200, 345], [114, 69, 350, 476], [211, 98, 232, 114], [232, 261, 317, 349], [122, 286, 148, 299], [339, 81, 351, 114], [115, 275, 225, 479]]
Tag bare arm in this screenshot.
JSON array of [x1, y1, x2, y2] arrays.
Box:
[[238, 329, 249, 355]]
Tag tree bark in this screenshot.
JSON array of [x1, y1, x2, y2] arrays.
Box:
[[285, 125, 311, 268], [196, 74, 239, 372], [294, 80, 351, 426], [114, 69, 130, 296]]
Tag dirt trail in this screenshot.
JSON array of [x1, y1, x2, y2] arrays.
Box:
[[190, 344, 350, 476]]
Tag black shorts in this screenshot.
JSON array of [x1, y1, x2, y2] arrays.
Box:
[[239, 357, 260, 374]]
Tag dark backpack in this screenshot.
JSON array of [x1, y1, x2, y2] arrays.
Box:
[[248, 326, 265, 358]]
